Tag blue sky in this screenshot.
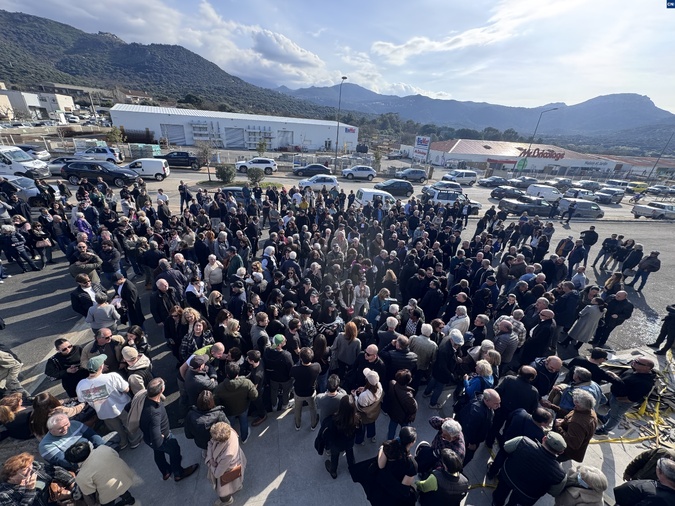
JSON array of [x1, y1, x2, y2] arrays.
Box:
[[2, 0, 674, 112]]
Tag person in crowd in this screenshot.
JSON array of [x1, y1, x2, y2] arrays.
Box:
[[185, 390, 229, 452], [456, 388, 501, 465], [205, 421, 247, 506], [38, 413, 105, 471], [552, 389, 598, 463], [614, 457, 675, 506], [353, 367, 383, 445], [648, 303, 675, 356], [0, 392, 33, 441], [554, 465, 608, 506], [367, 426, 418, 506], [45, 338, 89, 398], [323, 395, 360, 479], [624, 447, 675, 481], [214, 363, 258, 443], [416, 448, 469, 506], [415, 417, 465, 476]]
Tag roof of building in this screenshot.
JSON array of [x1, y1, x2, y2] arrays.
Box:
[[110, 103, 357, 128], [597, 154, 675, 169], [431, 138, 602, 161]]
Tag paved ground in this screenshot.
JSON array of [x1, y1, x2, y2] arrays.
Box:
[[2, 160, 674, 505]]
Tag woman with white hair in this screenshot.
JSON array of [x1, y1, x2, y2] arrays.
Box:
[[204, 254, 225, 293], [74, 212, 94, 240], [553, 389, 597, 463], [554, 464, 607, 506]]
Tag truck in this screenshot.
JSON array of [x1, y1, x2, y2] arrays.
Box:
[[631, 201, 675, 220], [154, 151, 201, 170]]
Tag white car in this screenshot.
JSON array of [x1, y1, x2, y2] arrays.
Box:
[[16, 144, 51, 162], [422, 181, 462, 194], [563, 188, 598, 202], [342, 165, 376, 181], [235, 157, 277, 174], [74, 146, 123, 163], [298, 175, 339, 192]]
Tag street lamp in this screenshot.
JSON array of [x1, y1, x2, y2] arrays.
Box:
[[335, 76, 347, 170], [526, 107, 558, 154]]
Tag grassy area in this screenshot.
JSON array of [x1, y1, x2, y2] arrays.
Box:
[[195, 180, 283, 189]]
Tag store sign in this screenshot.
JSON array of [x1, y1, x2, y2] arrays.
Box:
[[516, 147, 565, 161], [414, 135, 431, 160]]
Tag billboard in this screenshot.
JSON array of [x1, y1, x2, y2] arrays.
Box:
[[413, 135, 431, 160]]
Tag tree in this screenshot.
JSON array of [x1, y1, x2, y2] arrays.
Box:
[[106, 126, 127, 145], [195, 141, 214, 182], [214, 164, 236, 184], [247, 166, 265, 185], [502, 128, 520, 142], [482, 127, 502, 141], [256, 139, 267, 157], [373, 148, 382, 172]]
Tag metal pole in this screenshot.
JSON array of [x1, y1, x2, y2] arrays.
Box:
[[526, 107, 558, 155], [335, 76, 347, 171], [646, 131, 674, 183]]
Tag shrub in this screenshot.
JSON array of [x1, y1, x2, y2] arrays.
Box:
[[247, 166, 265, 185], [215, 164, 236, 184]]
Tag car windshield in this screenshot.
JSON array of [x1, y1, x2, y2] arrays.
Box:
[[98, 162, 119, 171], [5, 149, 34, 162]]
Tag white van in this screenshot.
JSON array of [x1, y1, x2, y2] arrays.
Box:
[[606, 179, 629, 189], [355, 188, 396, 208], [0, 146, 50, 178], [442, 169, 478, 185], [125, 158, 171, 181], [526, 184, 562, 202]]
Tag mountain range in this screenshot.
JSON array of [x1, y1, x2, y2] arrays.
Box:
[[1, 9, 674, 152]]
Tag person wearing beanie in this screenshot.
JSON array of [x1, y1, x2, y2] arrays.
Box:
[[263, 335, 294, 410], [353, 367, 383, 445], [409, 323, 438, 392], [121, 346, 154, 396]]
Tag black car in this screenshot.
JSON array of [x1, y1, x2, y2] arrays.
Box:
[[373, 179, 415, 197], [490, 186, 525, 200], [293, 164, 331, 177], [61, 160, 139, 188], [155, 151, 200, 170], [507, 176, 539, 188], [498, 196, 551, 215], [478, 176, 509, 187]]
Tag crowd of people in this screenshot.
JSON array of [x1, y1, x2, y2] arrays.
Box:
[[0, 176, 673, 506]]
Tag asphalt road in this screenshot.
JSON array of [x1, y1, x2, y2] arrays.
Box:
[[3, 163, 672, 409]]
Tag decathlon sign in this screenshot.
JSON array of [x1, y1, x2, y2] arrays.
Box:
[[516, 147, 565, 161]]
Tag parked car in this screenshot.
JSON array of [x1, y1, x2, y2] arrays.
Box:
[[558, 198, 604, 219], [386, 150, 405, 160], [298, 175, 339, 192], [442, 169, 477, 185], [422, 189, 482, 213], [235, 157, 277, 175], [507, 176, 539, 188], [477, 176, 509, 187], [0, 175, 61, 207], [498, 196, 552, 216], [547, 178, 573, 191], [490, 186, 525, 200], [563, 188, 598, 202], [595, 187, 625, 204], [626, 181, 649, 194], [342, 165, 376, 180], [632, 201, 675, 220], [155, 151, 200, 170], [219, 186, 246, 204], [526, 184, 563, 202], [293, 163, 330, 177], [355, 189, 396, 208], [48, 156, 88, 176], [373, 179, 415, 197], [573, 180, 602, 192], [647, 185, 671, 195], [395, 168, 427, 183], [74, 146, 123, 163], [0, 146, 50, 179], [15, 144, 51, 162], [422, 181, 463, 194], [61, 160, 139, 188], [125, 158, 171, 181]]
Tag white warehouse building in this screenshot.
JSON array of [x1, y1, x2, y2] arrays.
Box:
[[110, 104, 359, 152]]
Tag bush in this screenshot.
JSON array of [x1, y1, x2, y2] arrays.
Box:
[[247, 166, 265, 185], [215, 164, 236, 184]]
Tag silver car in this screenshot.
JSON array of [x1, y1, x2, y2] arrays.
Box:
[[74, 146, 123, 163], [341, 165, 376, 181]]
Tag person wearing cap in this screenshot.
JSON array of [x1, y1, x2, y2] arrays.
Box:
[[77, 354, 142, 450], [352, 366, 383, 445], [140, 378, 200, 481], [121, 346, 153, 396], [263, 335, 294, 411], [626, 250, 661, 292], [423, 329, 463, 408], [227, 280, 247, 321], [279, 300, 298, 328], [184, 354, 218, 407], [491, 432, 567, 506]]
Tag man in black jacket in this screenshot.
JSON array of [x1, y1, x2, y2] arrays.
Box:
[[149, 279, 181, 325], [242, 350, 267, 426], [648, 304, 675, 356], [520, 309, 557, 365], [579, 226, 598, 267], [45, 338, 89, 397], [379, 335, 418, 384], [263, 334, 294, 410], [140, 378, 199, 482], [592, 291, 633, 347], [114, 273, 145, 327], [456, 389, 500, 465], [593, 233, 619, 269], [70, 274, 106, 318], [485, 365, 540, 448], [614, 457, 675, 506]]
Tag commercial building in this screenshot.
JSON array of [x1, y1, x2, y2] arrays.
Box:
[[109, 104, 359, 152], [0, 89, 75, 122], [401, 139, 624, 177]]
